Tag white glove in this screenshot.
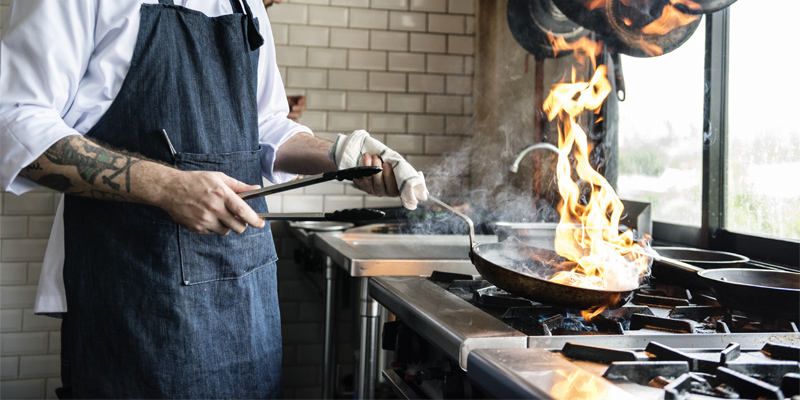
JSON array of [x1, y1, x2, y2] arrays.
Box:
[[329, 130, 428, 210]]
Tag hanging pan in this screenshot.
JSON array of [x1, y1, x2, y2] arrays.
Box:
[[507, 0, 591, 60], [551, 0, 702, 57]]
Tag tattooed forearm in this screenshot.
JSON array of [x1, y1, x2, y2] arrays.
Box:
[[44, 136, 127, 188], [20, 135, 153, 202]]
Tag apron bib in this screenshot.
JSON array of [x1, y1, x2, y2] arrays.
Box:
[[62, 1, 281, 397]]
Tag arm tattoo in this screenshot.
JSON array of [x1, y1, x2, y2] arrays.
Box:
[[43, 136, 141, 194]]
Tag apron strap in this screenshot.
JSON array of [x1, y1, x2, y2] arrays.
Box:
[[158, 0, 175, 5], [231, 0, 265, 51]]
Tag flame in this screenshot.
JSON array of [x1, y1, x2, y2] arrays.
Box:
[[539, 34, 654, 309], [585, 0, 606, 10], [550, 369, 610, 400], [641, 3, 699, 35], [547, 32, 603, 64]]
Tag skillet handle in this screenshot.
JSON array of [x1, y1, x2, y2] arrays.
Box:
[[651, 256, 706, 288], [428, 195, 475, 248]]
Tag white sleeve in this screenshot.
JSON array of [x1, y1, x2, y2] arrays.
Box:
[[0, 1, 96, 195], [250, 1, 314, 184]]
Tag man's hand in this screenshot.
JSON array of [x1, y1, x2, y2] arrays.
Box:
[[156, 170, 266, 235], [353, 153, 399, 197]]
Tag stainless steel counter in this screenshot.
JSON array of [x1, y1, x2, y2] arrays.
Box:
[[312, 230, 494, 277], [369, 276, 527, 370], [288, 223, 494, 400]]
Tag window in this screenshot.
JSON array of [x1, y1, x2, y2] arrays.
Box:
[[616, 22, 706, 227], [726, 0, 800, 241]]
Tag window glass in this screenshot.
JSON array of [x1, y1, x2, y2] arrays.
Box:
[[727, 0, 800, 241], [616, 22, 706, 226]]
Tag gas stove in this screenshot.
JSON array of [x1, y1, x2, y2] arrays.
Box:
[[369, 272, 800, 399]]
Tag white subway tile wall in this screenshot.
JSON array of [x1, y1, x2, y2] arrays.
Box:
[[0, 0, 475, 398]]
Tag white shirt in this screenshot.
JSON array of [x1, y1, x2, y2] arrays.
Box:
[[0, 0, 311, 314]]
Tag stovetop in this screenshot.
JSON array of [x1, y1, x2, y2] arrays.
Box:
[[435, 272, 799, 337], [369, 272, 800, 399]]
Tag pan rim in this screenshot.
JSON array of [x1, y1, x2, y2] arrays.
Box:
[[698, 268, 800, 291], [472, 241, 645, 294], [652, 246, 749, 264]]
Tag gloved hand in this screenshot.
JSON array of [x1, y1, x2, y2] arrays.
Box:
[[329, 130, 428, 210]]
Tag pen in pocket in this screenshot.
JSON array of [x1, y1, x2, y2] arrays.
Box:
[[160, 129, 177, 158]]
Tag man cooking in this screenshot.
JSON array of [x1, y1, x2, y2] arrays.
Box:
[[0, 0, 426, 398]]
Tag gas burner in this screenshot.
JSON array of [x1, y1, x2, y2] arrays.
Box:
[[595, 341, 800, 399]]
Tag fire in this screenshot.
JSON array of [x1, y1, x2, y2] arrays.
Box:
[[550, 369, 610, 400], [539, 24, 656, 306], [641, 3, 699, 35]]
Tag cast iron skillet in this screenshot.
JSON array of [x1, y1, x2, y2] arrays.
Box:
[[431, 196, 642, 311], [652, 256, 800, 320], [507, 0, 590, 60], [551, 0, 702, 57]]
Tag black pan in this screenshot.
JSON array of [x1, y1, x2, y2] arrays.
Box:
[[507, 0, 590, 60], [431, 196, 641, 311], [652, 246, 749, 269], [652, 257, 800, 320], [552, 0, 702, 57]]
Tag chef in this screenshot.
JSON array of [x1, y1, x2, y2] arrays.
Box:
[[0, 0, 426, 398]]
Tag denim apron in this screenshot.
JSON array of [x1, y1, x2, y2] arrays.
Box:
[[61, 0, 281, 397]]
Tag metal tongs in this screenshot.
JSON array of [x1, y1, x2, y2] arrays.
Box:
[[238, 166, 386, 222]]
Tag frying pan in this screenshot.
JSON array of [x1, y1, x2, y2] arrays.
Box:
[[507, 0, 590, 60], [551, 0, 702, 57], [652, 256, 800, 320], [430, 196, 642, 311]]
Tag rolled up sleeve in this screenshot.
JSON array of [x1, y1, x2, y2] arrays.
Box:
[[252, 3, 313, 185], [0, 1, 94, 194]]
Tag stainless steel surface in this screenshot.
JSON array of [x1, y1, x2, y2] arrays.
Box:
[[370, 275, 800, 369], [291, 222, 488, 399], [369, 276, 528, 370], [357, 277, 380, 400], [468, 348, 641, 400], [312, 230, 489, 277], [322, 257, 336, 400]]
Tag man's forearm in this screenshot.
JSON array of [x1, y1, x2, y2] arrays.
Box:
[[18, 135, 265, 235], [19, 135, 173, 205], [273, 133, 337, 175]]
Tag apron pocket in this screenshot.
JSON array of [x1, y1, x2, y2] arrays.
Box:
[[175, 149, 277, 285]]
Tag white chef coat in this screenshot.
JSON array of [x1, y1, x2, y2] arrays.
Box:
[[0, 0, 311, 315]]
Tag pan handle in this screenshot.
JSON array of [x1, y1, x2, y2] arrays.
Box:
[[651, 255, 707, 288], [428, 195, 475, 248]]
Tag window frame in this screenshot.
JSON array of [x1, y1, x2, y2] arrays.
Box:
[[651, 9, 799, 268]]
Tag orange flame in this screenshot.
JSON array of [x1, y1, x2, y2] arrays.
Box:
[[540, 34, 653, 310], [642, 3, 699, 35], [585, 0, 606, 10], [547, 32, 603, 65], [550, 369, 610, 400]]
